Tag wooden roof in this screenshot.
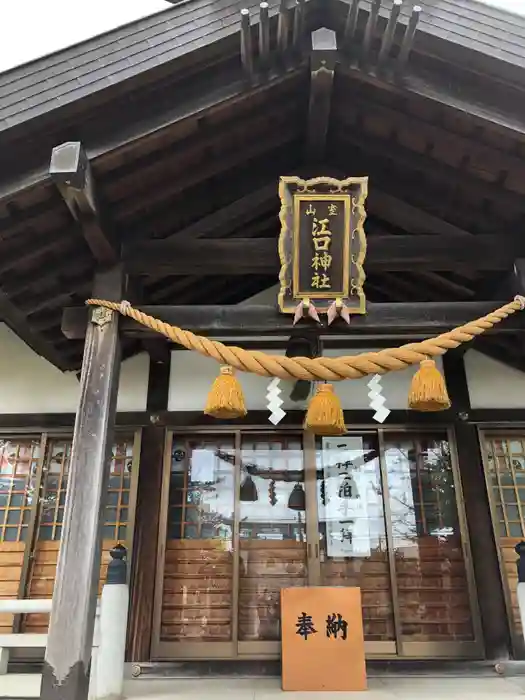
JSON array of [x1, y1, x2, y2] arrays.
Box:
[[1, 0, 525, 372]]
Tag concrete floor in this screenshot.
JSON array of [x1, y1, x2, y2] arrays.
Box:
[[123, 676, 525, 699]]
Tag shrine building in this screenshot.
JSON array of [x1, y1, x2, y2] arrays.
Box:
[[2, 0, 525, 695]]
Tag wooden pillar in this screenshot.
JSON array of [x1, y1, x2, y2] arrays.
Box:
[[443, 351, 511, 659], [126, 342, 171, 661], [41, 266, 124, 700]]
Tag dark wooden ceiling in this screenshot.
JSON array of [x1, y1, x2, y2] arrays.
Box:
[[1, 0, 525, 372]]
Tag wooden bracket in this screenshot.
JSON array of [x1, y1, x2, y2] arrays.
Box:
[[49, 142, 119, 265]]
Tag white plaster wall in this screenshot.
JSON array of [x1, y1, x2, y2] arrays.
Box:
[[168, 348, 440, 411], [0, 324, 149, 413], [464, 348, 525, 409]]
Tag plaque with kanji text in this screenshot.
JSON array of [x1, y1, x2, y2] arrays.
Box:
[[278, 176, 368, 315], [281, 586, 366, 691]]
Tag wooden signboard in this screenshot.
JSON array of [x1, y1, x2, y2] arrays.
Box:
[[278, 176, 368, 315], [281, 586, 367, 692]]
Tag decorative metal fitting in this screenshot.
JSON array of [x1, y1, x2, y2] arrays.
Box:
[[91, 306, 113, 327]]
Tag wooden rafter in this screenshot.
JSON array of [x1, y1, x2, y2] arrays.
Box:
[[50, 142, 119, 265], [0, 290, 73, 370], [306, 28, 337, 162], [62, 301, 525, 340]]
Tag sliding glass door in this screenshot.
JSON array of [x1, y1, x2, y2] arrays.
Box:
[[153, 427, 481, 660]]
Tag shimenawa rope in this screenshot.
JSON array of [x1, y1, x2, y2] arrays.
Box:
[[85, 297, 525, 382]]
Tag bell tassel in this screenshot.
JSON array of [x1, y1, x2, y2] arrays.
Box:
[[204, 365, 247, 419], [408, 358, 451, 412], [304, 383, 346, 436]]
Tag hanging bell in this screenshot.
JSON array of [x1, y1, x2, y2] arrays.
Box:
[[288, 483, 306, 511], [240, 474, 258, 502]]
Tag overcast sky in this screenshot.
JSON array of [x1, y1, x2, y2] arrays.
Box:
[[0, 0, 169, 72], [477, 0, 525, 12], [0, 0, 522, 74]]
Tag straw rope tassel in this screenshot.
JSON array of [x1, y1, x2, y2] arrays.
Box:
[[204, 365, 247, 419], [85, 297, 525, 382], [408, 358, 451, 412], [305, 383, 346, 436]]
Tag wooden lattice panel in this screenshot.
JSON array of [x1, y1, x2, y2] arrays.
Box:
[[483, 435, 525, 642], [0, 437, 41, 633]]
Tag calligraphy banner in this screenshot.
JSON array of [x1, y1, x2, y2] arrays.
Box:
[[322, 436, 371, 559], [281, 587, 366, 691], [278, 176, 368, 314]]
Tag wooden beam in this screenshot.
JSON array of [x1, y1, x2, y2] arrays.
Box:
[[0, 57, 300, 205], [360, 0, 381, 68], [41, 266, 124, 700], [142, 173, 477, 249], [292, 0, 305, 51], [277, 0, 290, 54], [442, 351, 511, 658], [396, 4, 421, 76], [342, 0, 359, 51], [49, 142, 118, 265], [306, 28, 337, 162], [513, 259, 525, 297], [333, 122, 524, 213], [368, 189, 475, 238], [377, 0, 402, 71], [127, 349, 170, 662], [122, 235, 525, 275], [240, 9, 254, 78], [258, 2, 270, 68], [62, 301, 525, 340], [0, 290, 73, 371], [144, 184, 277, 245]]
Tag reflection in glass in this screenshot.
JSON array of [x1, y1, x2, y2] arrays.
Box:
[[162, 437, 235, 642], [316, 433, 395, 642], [0, 438, 40, 543], [484, 434, 525, 636], [384, 432, 474, 642], [37, 437, 133, 542], [238, 436, 306, 642], [23, 434, 136, 633]]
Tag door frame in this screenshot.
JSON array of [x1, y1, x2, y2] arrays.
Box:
[[478, 427, 525, 658]]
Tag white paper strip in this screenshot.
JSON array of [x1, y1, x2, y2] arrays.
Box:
[[266, 377, 286, 425], [367, 374, 391, 424]]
